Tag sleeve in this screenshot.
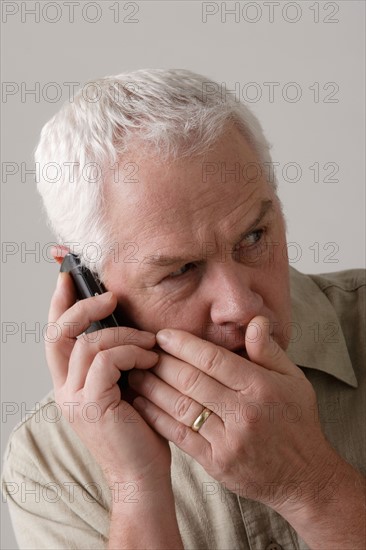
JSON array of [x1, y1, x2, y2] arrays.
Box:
[[1, 427, 110, 550]]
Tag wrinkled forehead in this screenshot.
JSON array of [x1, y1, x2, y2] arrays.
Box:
[[103, 127, 273, 245]]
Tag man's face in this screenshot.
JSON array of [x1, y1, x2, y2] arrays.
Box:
[[103, 125, 292, 354]]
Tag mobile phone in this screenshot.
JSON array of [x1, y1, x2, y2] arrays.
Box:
[[60, 252, 129, 390]]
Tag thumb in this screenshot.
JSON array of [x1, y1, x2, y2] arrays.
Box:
[[245, 316, 300, 376]]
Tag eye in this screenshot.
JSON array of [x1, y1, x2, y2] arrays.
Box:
[[236, 228, 266, 250], [243, 228, 265, 246], [168, 262, 196, 278], [234, 228, 268, 263]]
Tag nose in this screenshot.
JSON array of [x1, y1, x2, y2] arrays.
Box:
[[206, 260, 263, 330]]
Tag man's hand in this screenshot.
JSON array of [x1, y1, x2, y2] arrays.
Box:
[[46, 270, 172, 489], [129, 315, 339, 508], [129, 315, 366, 548], [45, 267, 184, 549]]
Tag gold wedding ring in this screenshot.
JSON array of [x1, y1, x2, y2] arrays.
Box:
[[191, 408, 212, 432]]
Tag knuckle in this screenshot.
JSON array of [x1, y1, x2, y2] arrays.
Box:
[[72, 299, 85, 317], [212, 451, 235, 478], [140, 373, 156, 398], [178, 367, 201, 393], [174, 395, 194, 420], [172, 422, 191, 446], [107, 327, 139, 346], [93, 348, 112, 371], [198, 346, 224, 375], [44, 320, 63, 343], [83, 329, 104, 343], [120, 328, 143, 345], [75, 333, 91, 349], [123, 344, 140, 355], [175, 338, 187, 357], [238, 372, 265, 399], [107, 328, 154, 347]]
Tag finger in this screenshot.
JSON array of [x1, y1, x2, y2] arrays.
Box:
[[68, 328, 156, 390], [46, 271, 116, 388], [52, 289, 118, 338], [45, 271, 80, 387], [83, 347, 159, 402], [133, 396, 213, 463], [245, 316, 304, 377], [156, 329, 258, 390], [48, 271, 76, 325], [149, 352, 233, 422], [47, 293, 117, 388], [128, 369, 224, 441]]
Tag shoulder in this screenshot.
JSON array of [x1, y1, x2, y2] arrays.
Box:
[[2, 389, 57, 475], [291, 267, 365, 377], [307, 268, 366, 294], [289, 266, 365, 308], [307, 268, 365, 325], [2, 388, 108, 499], [1, 390, 111, 547]]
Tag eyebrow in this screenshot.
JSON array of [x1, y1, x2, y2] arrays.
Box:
[[144, 199, 274, 269]]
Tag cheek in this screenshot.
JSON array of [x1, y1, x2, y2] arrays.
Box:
[[126, 291, 207, 334]]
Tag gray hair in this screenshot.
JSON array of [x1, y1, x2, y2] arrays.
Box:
[[35, 68, 277, 280]]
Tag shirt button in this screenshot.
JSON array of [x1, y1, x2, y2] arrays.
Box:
[[265, 543, 283, 550]]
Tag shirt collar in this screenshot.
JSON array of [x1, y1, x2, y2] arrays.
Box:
[[285, 266, 358, 388]]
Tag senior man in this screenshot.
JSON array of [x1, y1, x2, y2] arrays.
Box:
[[2, 69, 365, 549]]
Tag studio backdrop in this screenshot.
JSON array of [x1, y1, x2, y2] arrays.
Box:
[[1, 2, 365, 548]]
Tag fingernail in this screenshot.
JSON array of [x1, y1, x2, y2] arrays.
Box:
[[156, 330, 171, 346]]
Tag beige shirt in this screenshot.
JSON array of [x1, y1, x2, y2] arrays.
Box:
[[2, 266, 365, 550]]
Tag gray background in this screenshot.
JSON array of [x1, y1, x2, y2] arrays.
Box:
[[1, 1, 365, 547]]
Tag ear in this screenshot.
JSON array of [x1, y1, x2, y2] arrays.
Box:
[[50, 245, 70, 265]]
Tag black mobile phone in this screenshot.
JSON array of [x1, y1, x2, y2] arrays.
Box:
[[60, 252, 129, 390]]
